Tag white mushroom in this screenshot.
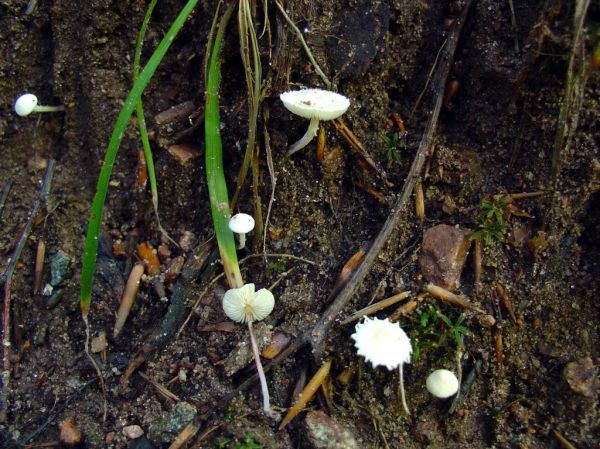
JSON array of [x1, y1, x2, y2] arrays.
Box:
[[426, 369, 459, 398], [228, 213, 255, 249], [351, 317, 413, 415], [222, 283, 275, 415], [222, 283, 274, 323], [280, 89, 350, 155], [14, 93, 64, 117]]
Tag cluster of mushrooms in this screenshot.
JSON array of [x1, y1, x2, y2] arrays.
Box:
[[14, 88, 461, 416]]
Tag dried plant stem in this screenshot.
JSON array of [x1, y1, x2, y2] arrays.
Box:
[[33, 239, 46, 294], [114, 264, 145, 338], [274, 0, 332, 89], [341, 291, 411, 325], [83, 314, 108, 421]]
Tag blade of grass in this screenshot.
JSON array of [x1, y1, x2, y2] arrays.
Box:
[[133, 0, 175, 244], [80, 0, 201, 318], [205, 2, 243, 289]]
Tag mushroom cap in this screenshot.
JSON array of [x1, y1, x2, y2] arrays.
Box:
[[280, 89, 350, 121], [14, 93, 39, 116], [229, 213, 255, 234], [223, 283, 275, 323], [426, 369, 459, 398], [351, 317, 412, 370]]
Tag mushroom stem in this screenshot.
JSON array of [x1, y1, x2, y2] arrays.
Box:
[[287, 117, 320, 156], [237, 233, 246, 249], [33, 104, 65, 113], [399, 364, 410, 415], [247, 319, 271, 414]]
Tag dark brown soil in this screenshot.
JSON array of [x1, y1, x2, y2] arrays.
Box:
[[1, 0, 598, 448]]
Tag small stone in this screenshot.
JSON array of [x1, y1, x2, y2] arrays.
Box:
[[128, 436, 157, 449], [157, 244, 171, 261], [563, 357, 597, 398], [59, 416, 83, 446], [223, 322, 271, 376], [419, 224, 471, 290], [414, 415, 440, 444], [147, 401, 197, 443], [305, 411, 358, 449], [91, 332, 108, 353], [50, 249, 72, 286], [27, 155, 48, 171], [166, 256, 185, 282], [178, 231, 197, 252], [168, 144, 201, 165], [105, 431, 116, 444], [123, 425, 144, 440]]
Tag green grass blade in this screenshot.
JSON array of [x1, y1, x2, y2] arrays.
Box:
[[80, 0, 200, 317], [205, 3, 243, 289], [134, 0, 176, 243]]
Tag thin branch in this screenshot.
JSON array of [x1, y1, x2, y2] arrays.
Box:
[[1, 160, 56, 422], [0, 180, 13, 229], [274, 0, 332, 89]]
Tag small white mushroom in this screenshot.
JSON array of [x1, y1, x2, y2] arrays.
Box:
[[228, 213, 255, 249], [222, 283, 274, 323], [14, 93, 64, 117], [222, 283, 275, 415], [351, 317, 412, 415], [280, 89, 350, 155], [426, 369, 459, 398]]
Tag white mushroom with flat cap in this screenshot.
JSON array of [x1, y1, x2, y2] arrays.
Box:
[[280, 89, 350, 155]]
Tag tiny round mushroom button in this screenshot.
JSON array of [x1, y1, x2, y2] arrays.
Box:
[[228, 213, 255, 249]]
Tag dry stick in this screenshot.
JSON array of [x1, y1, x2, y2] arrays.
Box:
[[0, 180, 13, 228], [274, 0, 332, 89], [0, 160, 56, 422], [216, 0, 474, 410], [551, 0, 591, 180], [262, 109, 277, 261], [507, 0, 519, 53]]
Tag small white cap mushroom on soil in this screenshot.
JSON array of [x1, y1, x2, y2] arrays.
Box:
[[229, 213, 255, 249], [426, 369, 459, 398], [351, 317, 412, 370], [280, 89, 350, 155], [14, 93, 65, 117], [223, 283, 274, 323]]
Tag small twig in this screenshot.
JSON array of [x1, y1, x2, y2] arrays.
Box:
[[507, 0, 520, 53], [1, 160, 55, 423], [138, 371, 181, 402], [340, 291, 411, 325], [553, 430, 578, 449], [0, 180, 13, 229], [274, 0, 332, 89], [33, 239, 46, 295], [262, 108, 278, 261], [551, 0, 591, 180], [409, 38, 447, 119]]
